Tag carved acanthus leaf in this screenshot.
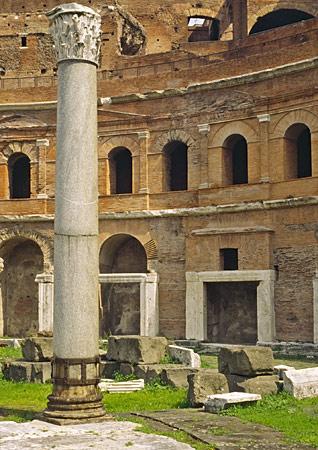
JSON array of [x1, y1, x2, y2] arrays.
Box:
[[47, 3, 101, 66]]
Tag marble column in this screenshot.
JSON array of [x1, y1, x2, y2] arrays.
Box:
[[198, 124, 210, 189], [35, 273, 54, 335], [36, 139, 49, 199], [43, 4, 105, 424]]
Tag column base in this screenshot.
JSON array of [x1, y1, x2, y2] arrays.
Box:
[[41, 356, 108, 425], [42, 385, 108, 425]]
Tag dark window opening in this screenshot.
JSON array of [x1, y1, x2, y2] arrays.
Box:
[[188, 16, 220, 42], [250, 9, 314, 35], [285, 123, 312, 179], [220, 248, 238, 270], [109, 147, 132, 194], [8, 153, 31, 199], [0, 66, 5, 76], [297, 127, 312, 178], [21, 36, 27, 47], [164, 140, 188, 191], [223, 134, 248, 185]]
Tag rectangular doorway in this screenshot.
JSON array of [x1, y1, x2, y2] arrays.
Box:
[[206, 281, 258, 344]]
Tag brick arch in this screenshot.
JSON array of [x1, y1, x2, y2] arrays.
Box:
[[0, 142, 37, 164], [272, 109, 318, 138], [211, 121, 258, 148], [99, 232, 158, 270], [248, 3, 318, 33], [152, 129, 198, 154], [99, 136, 140, 158], [0, 228, 53, 272]]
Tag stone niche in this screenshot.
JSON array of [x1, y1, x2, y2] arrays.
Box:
[[207, 281, 258, 344]]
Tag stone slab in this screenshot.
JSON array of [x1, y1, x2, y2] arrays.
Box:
[[187, 369, 229, 407], [219, 346, 274, 376], [107, 336, 168, 364], [168, 345, 201, 368], [274, 365, 296, 380], [283, 367, 318, 399], [204, 392, 261, 413], [0, 420, 192, 449]]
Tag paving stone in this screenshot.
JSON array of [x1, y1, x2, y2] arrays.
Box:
[[283, 367, 318, 399], [204, 392, 261, 413], [0, 420, 193, 449]]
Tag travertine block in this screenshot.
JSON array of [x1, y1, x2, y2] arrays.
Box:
[[218, 346, 274, 376], [168, 345, 201, 368], [187, 369, 229, 407], [107, 336, 168, 364], [21, 337, 53, 362]]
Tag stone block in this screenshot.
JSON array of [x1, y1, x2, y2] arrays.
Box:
[[134, 363, 171, 382], [218, 346, 274, 376], [120, 363, 134, 376], [274, 365, 295, 380], [235, 375, 279, 395], [99, 379, 144, 393], [168, 345, 201, 369], [161, 367, 198, 388], [100, 361, 119, 379], [187, 369, 229, 407], [204, 392, 261, 413], [3, 361, 51, 383], [107, 336, 168, 364], [283, 368, 318, 399], [21, 337, 53, 362]]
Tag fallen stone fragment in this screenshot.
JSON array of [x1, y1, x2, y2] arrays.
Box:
[[98, 378, 144, 393], [283, 367, 318, 399], [21, 337, 53, 362], [274, 365, 296, 380], [168, 345, 201, 368], [187, 369, 229, 407], [204, 392, 261, 413], [161, 367, 198, 388]]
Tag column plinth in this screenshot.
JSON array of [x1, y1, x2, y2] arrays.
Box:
[[42, 3, 106, 424]]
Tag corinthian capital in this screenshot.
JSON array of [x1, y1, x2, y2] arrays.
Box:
[[47, 3, 101, 66]]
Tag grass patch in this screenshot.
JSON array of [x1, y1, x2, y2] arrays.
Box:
[[127, 417, 214, 450], [104, 384, 188, 414], [222, 392, 318, 447], [0, 347, 22, 362], [200, 355, 218, 369]]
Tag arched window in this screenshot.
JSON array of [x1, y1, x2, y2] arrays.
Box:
[[250, 9, 314, 35], [8, 153, 30, 199], [188, 16, 220, 42], [164, 140, 188, 191], [285, 123, 312, 179], [223, 134, 248, 185], [109, 147, 132, 194]]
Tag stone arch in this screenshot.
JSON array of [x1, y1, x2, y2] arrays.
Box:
[[153, 129, 198, 155], [0, 228, 53, 272], [99, 135, 140, 159], [248, 3, 318, 33], [99, 231, 158, 270], [211, 121, 258, 148], [0, 142, 38, 164], [272, 110, 318, 138]]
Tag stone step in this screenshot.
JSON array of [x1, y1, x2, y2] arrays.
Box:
[[204, 392, 261, 413]]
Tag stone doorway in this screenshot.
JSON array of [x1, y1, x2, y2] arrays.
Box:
[[206, 281, 258, 344], [99, 234, 147, 337]]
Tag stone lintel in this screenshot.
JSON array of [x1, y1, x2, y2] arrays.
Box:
[[257, 114, 271, 123], [36, 139, 50, 147], [191, 226, 274, 236]]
